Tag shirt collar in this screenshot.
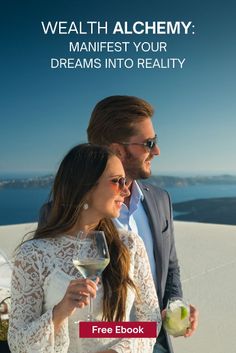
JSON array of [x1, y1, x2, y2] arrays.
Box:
[[113, 181, 144, 224], [131, 180, 144, 201], [127, 180, 144, 214]]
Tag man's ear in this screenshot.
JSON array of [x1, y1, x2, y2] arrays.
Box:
[[109, 143, 126, 161]]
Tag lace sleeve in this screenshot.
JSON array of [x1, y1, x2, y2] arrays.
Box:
[[132, 234, 161, 328], [109, 233, 161, 353], [8, 241, 69, 353]]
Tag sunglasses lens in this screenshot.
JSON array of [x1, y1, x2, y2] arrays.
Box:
[[118, 177, 126, 189], [147, 140, 155, 149], [111, 177, 126, 190]]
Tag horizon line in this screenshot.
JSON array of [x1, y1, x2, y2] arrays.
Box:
[[1, 172, 236, 179]]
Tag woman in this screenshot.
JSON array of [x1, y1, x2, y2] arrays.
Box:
[[8, 144, 161, 353]]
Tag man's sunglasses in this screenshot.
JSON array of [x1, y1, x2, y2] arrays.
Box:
[[110, 176, 127, 190], [120, 135, 158, 151]]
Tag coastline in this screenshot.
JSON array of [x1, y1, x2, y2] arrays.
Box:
[[173, 197, 236, 225]]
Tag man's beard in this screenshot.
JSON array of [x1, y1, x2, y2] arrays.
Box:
[[122, 148, 152, 180]]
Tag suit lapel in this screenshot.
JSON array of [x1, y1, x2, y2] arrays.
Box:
[[139, 182, 164, 304]]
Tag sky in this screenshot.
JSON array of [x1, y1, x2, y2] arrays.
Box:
[[0, 0, 236, 176]]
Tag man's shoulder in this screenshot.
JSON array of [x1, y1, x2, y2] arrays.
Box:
[[138, 180, 170, 200]]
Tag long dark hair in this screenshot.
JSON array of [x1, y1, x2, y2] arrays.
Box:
[[34, 143, 136, 321]]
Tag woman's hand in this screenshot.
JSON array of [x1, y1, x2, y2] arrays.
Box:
[[53, 278, 98, 331]]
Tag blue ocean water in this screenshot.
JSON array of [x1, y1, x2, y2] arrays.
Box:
[[0, 188, 50, 226], [166, 184, 236, 203], [0, 184, 236, 226]]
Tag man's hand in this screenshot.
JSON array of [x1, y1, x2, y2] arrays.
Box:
[[161, 303, 199, 338], [184, 304, 199, 337]]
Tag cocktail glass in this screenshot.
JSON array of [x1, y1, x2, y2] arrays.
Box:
[[163, 297, 190, 337]]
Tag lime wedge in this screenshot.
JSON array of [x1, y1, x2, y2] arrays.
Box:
[[181, 306, 188, 320]]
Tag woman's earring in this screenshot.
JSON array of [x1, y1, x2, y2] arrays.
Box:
[[83, 203, 89, 210]]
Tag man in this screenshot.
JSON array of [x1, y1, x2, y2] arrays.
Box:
[[87, 95, 198, 353]]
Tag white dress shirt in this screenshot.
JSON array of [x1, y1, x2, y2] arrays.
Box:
[[113, 181, 158, 290]]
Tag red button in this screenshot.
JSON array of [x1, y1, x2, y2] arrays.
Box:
[[79, 321, 157, 338]]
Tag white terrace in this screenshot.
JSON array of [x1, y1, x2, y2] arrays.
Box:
[[0, 221, 236, 353]]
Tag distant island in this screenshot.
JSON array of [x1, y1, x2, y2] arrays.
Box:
[[0, 175, 54, 189], [173, 197, 236, 226], [1, 174, 236, 189], [148, 174, 236, 187]]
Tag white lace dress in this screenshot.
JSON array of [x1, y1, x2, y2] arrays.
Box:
[[8, 230, 161, 353]]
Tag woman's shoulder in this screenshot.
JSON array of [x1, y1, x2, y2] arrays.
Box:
[[15, 237, 57, 258]]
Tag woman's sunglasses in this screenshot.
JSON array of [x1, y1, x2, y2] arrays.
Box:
[[110, 177, 127, 190]]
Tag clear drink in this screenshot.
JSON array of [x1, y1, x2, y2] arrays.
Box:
[[163, 297, 190, 337], [73, 258, 110, 278], [72, 230, 110, 322]]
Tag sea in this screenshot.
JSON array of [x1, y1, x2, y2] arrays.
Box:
[[1, 183, 236, 226]]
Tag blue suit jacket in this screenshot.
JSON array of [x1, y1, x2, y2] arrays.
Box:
[[139, 182, 183, 352]]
